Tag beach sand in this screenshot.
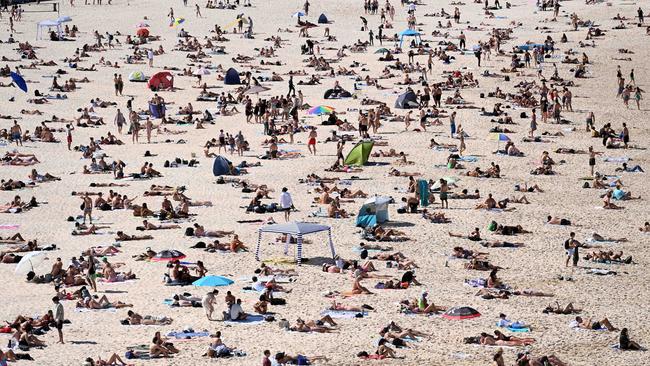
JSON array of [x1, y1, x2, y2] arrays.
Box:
[[0, 0, 649, 365]]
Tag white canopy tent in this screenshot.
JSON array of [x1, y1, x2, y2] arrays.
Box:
[[255, 222, 336, 265], [36, 19, 63, 41]]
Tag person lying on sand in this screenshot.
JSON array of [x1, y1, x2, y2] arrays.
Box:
[[83, 354, 128, 366], [449, 228, 482, 242], [115, 231, 153, 241], [76, 295, 133, 309], [72, 223, 110, 235], [480, 332, 535, 346], [547, 216, 572, 226], [138, 220, 180, 231], [82, 246, 120, 256], [570, 316, 618, 331], [328, 300, 373, 312], [125, 310, 173, 325], [289, 315, 338, 333], [480, 240, 524, 248], [0, 233, 25, 243], [543, 302, 581, 314], [254, 263, 298, 276]]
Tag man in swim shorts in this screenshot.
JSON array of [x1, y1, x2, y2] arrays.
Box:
[[10, 121, 22, 146], [307, 127, 317, 155]]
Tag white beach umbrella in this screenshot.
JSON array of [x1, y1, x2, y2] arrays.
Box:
[[15, 252, 48, 276]]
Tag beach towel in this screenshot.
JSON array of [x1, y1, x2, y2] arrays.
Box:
[[225, 315, 265, 324], [167, 331, 210, 339], [602, 157, 629, 163], [458, 156, 479, 162], [320, 309, 368, 319], [262, 257, 296, 265], [0, 224, 20, 230], [74, 307, 117, 313]]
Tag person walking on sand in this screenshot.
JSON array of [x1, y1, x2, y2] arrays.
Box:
[[131, 114, 140, 144], [280, 187, 294, 222], [287, 75, 295, 97], [202, 289, 218, 320], [195, 3, 202, 17], [564, 232, 580, 268], [82, 193, 93, 224], [52, 296, 64, 344], [114, 109, 125, 134]]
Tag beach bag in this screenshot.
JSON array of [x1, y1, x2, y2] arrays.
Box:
[[125, 350, 135, 359], [270, 298, 286, 305]]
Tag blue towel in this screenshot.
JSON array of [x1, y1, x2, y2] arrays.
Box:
[[458, 156, 478, 162], [225, 315, 265, 324]]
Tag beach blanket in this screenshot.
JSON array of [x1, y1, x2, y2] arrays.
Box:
[[167, 331, 210, 339], [0, 224, 20, 230], [320, 309, 368, 319], [602, 157, 629, 163], [458, 156, 479, 162], [74, 307, 117, 313], [225, 315, 265, 324]]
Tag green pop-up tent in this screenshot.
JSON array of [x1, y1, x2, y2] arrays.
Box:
[[344, 140, 374, 166]]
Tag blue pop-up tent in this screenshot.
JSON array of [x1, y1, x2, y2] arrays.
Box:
[[399, 29, 421, 47], [212, 155, 232, 176], [224, 68, 241, 85], [356, 196, 391, 227]]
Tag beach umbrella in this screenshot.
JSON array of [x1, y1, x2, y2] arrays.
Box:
[[136, 22, 150, 28], [375, 48, 390, 54], [193, 68, 211, 76], [243, 84, 270, 95], [442, 306, 481, 320], [292, 11, 306, 18], [307, 105, 335, 116], [56, 16, 72, 23], [487, 132, 510, 150], [15, 252, 47, 276], [136, 28, 150, 38], [151, 249, 186, 262], [192, 275, 234, 287], [10, 72, 27, 93]]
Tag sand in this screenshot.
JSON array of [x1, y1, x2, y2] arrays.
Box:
[[0, 0, 649, 365]]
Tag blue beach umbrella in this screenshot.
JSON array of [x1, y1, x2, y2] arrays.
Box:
[[192, 275, 234, 287], [10, 72, 27, 93]]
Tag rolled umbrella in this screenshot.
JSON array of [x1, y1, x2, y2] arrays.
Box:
[[15, 252, 47, 276], [442, 306, 481, 320], [10, 72, 27, 93], [192, 275, 234, 287], [151, 249, 186, 262]]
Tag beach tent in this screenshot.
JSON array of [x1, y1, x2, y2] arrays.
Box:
[[212, 155, 232, 176], [356, 196, 391, 227], [148, 71, 174, 91], [136, 28, 150, 38], [149, 102, 166, 118], [128, 71, 146, 82], [255, 222, 336, 265], [398, 29, 421, 47], [36, 19, 63, 40], [344, 140, 374, 166], [224, 68, 241, 85], [317, 13, 329, 24], [442, 306, 481, 320], [394, 90, 418, 109]]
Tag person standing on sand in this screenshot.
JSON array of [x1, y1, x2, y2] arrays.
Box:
[[287, 75, 295, 97], [52, 296, 64, 344], [131, 113, 140, 144], [622, 123, 629, 149], [307, 127, 317, 155], [82, 193, 93, 224], [439, 179, 449, 209], [145, 118, 153, 143], [530, 109, 537, 138], [336, 140, 345, 165], [10, 120, 22, 146], [117, 74, 124, 96], [113, 73, 119, 96], [263, 350, 272, 366], [66, 124, 74, 150], [114, 109, 125, 134], [202, 289, 218, 320], [449, 111, 456, 137], [147, 48, 154, 67], [588, 146, 601, 176], [280, 187, 293, 222], [564, 232, 580, 268]]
